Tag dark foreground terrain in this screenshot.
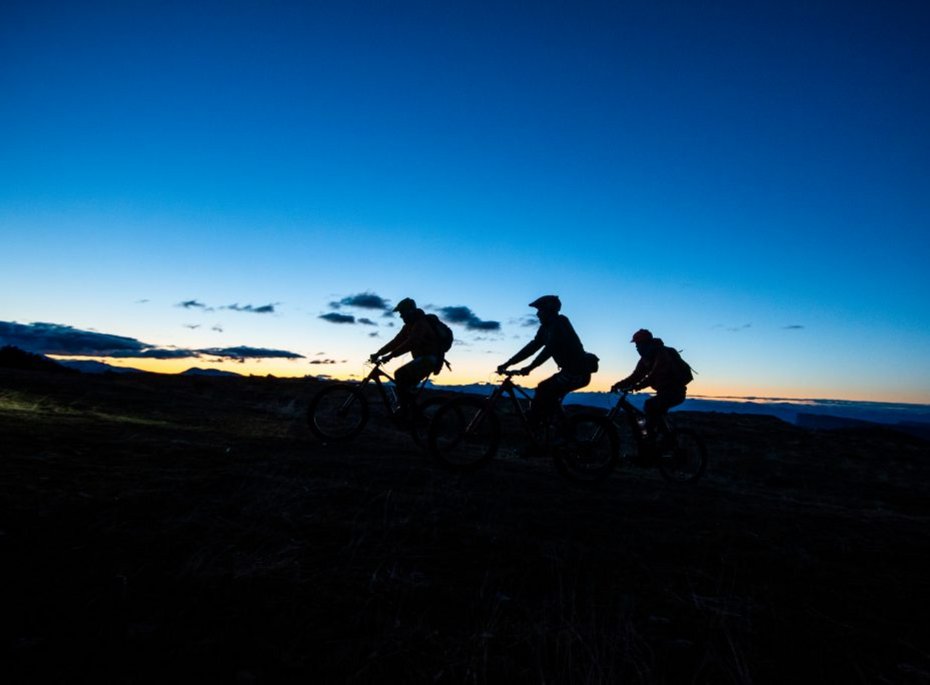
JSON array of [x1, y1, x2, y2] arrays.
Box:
[[2, 369, 929, 683]]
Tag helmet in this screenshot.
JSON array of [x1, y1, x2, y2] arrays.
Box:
[[528, 295, 561, 312], [393, 297, 417, 314], [631, 328, 653, 344]]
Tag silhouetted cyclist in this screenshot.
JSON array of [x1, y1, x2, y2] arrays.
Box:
[[497, 295, 598, 435], [611, 328, 693, 438], [371, 298, 449, 420]]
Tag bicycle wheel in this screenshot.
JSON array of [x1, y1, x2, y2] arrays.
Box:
[[428, 397, 500, 470], [656, 428, 707, 483], [410, 396, 446, 448], [554, 414, 619, 482], [306, 384, 369, 442]]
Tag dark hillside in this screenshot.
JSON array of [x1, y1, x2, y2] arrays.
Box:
[[0, 345, 75, 374], [2, 369, 929, 683]]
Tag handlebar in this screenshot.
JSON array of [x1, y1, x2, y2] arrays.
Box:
[[610, 388, 639, 397], [496, 369, 527, 378]]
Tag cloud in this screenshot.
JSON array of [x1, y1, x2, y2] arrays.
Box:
[[211, 325, 224, 332], [110, 348, 198, 359], [183, 324, 201, 330], [714, 323, 752, 333], [1, 321, 164, 357], [224, 303, 276, 314], [308, 358, 339, 365], [339, 292, 390, 310], [358, 318, 377, 326], [369, 332, 379, 338], [0, 321, 303, 361], [178, 300, 277, 314], [438, 306, 501, 331], [783, 324, 805, 330], [197, 346, 305, 360], [319, 312, 356, 324]]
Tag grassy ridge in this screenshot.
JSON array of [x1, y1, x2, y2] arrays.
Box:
[[2, 369, 929, 683]]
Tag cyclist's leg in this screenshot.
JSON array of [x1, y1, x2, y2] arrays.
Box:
[[528, 374, 562, 431], [394, 355, 436, 415], [554, 371, 592, 437], [530, 371, 591, 435], [645, 386, 686, 435]]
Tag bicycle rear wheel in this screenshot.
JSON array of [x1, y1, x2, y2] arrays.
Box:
[[656, 428, 707, 483], [428, 397, 500, 470], [554, 414, 619, 483], [306, 384, 369, 442]]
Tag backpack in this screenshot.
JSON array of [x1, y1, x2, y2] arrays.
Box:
[[424, 314, 454, 354], [664, 347, 694, 385], [582, 351, 600, 373]]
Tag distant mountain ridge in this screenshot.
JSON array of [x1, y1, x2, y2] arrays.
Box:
[[1, 347, 245, 377], [58, 360, 143, 374], [425, 381, 930, 433], [3, 346, 927, 434], [180, 367, 242, 378]]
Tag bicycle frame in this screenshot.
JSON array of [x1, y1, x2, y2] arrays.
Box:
[[464, 373, 559, 443], [352, 362, 432, 413], [605, 391, 672, 444]]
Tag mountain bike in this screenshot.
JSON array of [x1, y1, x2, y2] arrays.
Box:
[[306, 360, 443, 446], [427, 371, 618, 482], [605, 390, 708, 483]]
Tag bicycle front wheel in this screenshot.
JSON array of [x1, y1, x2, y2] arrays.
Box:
[[657, 428, 707, 483], [555, 414, 619, 483], [428, 397, 500, 470], [306, 384, 369, 442]]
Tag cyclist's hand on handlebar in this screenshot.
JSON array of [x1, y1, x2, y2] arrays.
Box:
[[514, 367, 531, 376], [495, 364, 509, 375]]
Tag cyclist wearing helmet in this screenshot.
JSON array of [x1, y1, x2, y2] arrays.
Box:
[[611, 328, 690, 437], [497, 295, 597, 431], [371, 297, 445, 418]]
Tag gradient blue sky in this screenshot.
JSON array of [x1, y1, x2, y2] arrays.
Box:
[[2, 0, 929, 402]]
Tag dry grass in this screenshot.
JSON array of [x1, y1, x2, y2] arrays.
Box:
[[2, 368, 929, 683]]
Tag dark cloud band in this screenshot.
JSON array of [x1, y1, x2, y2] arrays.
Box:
[[339, 292, 389, 310], [438, 306, 501, 331], [224, 303, 276, 314], [319, 312, 356, 324], [1, 321, 303, 362], [198, 346, 304, 360]]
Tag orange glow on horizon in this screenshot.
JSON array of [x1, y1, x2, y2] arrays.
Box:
[[45, 355, 930, 405]]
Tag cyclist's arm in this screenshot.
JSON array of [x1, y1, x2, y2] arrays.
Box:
[[500, 338, 543, 369], [523, 348, 552, 373], [636, 355, 664, 388], [374, 325, 410, 359], [615, 357, 650, 390]]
